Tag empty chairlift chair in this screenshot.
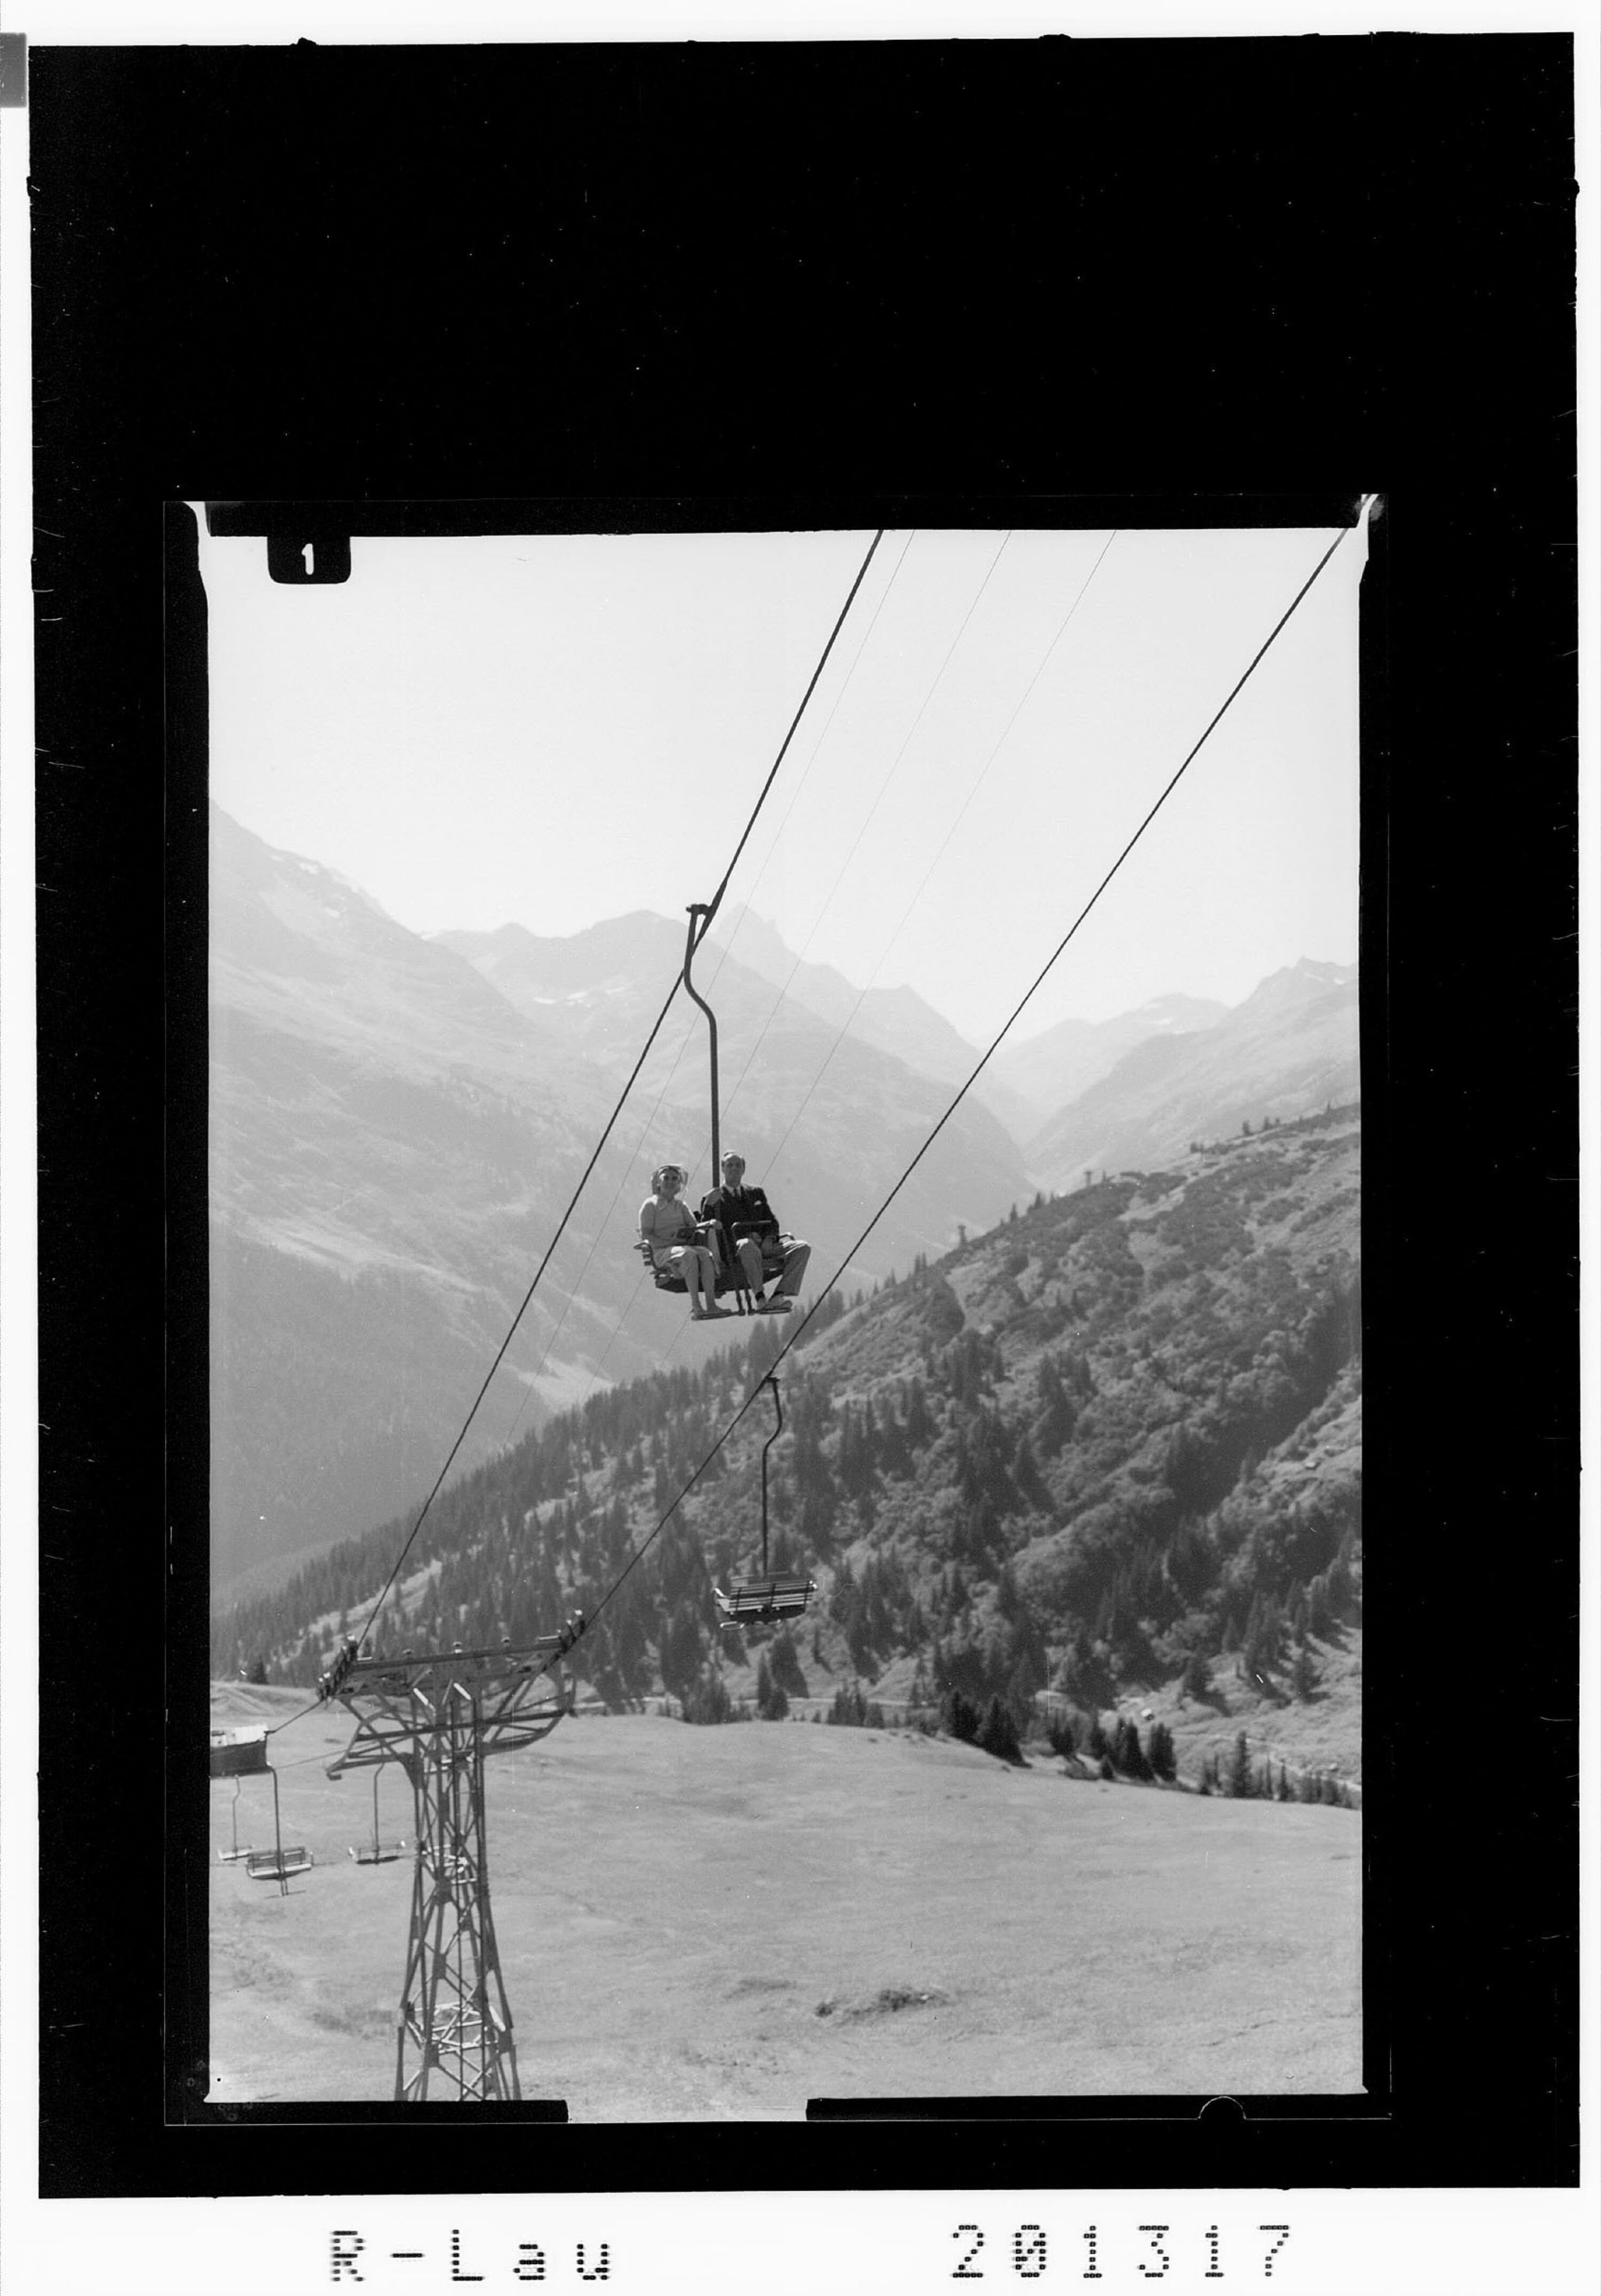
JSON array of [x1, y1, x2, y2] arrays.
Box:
[[348, 1767, 407, 1866], [209, 1727, 314, 1896], [714, 1375, 817, 1626]]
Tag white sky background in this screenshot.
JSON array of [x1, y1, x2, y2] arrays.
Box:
[[199, 515, 1366, 1042]]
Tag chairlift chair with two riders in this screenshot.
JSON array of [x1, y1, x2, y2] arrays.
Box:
[[714, 1373, 816, 1627], [636, 903, 800, 1317], [636, 901, 816, 1628]]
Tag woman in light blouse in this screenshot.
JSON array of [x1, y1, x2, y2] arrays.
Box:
[[638, 1165, 730, 1320]]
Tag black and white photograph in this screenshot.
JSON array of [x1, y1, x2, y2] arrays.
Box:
[[5, 9, 1588, 2294], [199, 508, 1369, 2114]]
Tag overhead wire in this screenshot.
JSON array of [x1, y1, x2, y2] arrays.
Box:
[[698, 531, 885, 936], [502, 531, 917, 1448], [266, 511, 1359, 1734], [867, 529, 1120, 987], [496, 531, 912, 1449], [577, 515, 1361, 1643], [262, 527, 885, 1735], [727, 529, 1115, 1173], [703, 527, 919, 984], [716, 531, 1013, 1139]]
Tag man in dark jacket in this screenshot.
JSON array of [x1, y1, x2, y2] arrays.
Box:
[[698, 1153, 811, 1313]]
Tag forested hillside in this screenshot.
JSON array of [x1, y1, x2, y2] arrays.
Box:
[[215, 1106, 1361, 1768]]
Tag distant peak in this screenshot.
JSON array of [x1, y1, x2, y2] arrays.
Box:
[[1229, 958, 1358, 1015], [1254, 957, 1358, 989]]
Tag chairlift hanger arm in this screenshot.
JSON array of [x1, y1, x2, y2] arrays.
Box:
[[759, 1373, 783, 1576], [681, 901, 720, 1179]]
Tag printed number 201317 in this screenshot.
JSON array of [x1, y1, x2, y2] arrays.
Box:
[[952, 2224, 1292, 2279]]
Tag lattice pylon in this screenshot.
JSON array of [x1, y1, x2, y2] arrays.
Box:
[[394, 1683, 521, 2101]]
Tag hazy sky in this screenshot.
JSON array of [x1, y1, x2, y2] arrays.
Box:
[[199, 511, 1366, 1040]]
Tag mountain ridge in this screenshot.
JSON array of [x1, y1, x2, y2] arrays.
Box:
[[211, 810, 1030, 1590], [213, 1103, 1362, 1779], [1025, 959, 1359, 1188], [209, 803, 1359, 1604]]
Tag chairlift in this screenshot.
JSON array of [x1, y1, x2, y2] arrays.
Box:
[[347, 1766, 407, 1866], [209, 1727, 312, 1896], [714, 1375, 816, 1626], [635, 904, 797, 1317]]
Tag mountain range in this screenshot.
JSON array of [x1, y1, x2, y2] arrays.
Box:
[[1024, 959, 1359, 1190], [988, 991, 1230, 1125], [208, 803, 1358, 1600], [211, 811, 1027, 1592]]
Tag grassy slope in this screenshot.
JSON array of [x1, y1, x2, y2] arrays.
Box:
[[209, 1684, 1361, 2117]]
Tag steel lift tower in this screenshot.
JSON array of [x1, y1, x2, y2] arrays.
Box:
[[323, 1622, 582, 2102]]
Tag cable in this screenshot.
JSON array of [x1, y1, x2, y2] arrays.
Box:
[[710, 528, 917, 973], [505, 527, 898, 1445], [273, 513, 1353, 1729], [264, 528, 886, 1730], [497, 529, 900, 1447], [716, 533, 1013, 1135], [578, 516, 1359, 1642], [695, 530, 884, 941], [257, 970, 686, 1739], [770, 520, 1358, 1304], [735, 530, 1115, 1168], [868, 528, 1119, 986]]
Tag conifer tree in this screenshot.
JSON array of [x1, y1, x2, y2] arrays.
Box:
[[1227, 1731, 1253, 1798], [1111, 1716, 1141, 1776], [1031, 1354, 1077, 1458], [977, 1696, 1023, 1763], [768, 1625, 808, 1697], [1307, 1574, 1333, 1637], [684, 1668, 733, 1725]]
